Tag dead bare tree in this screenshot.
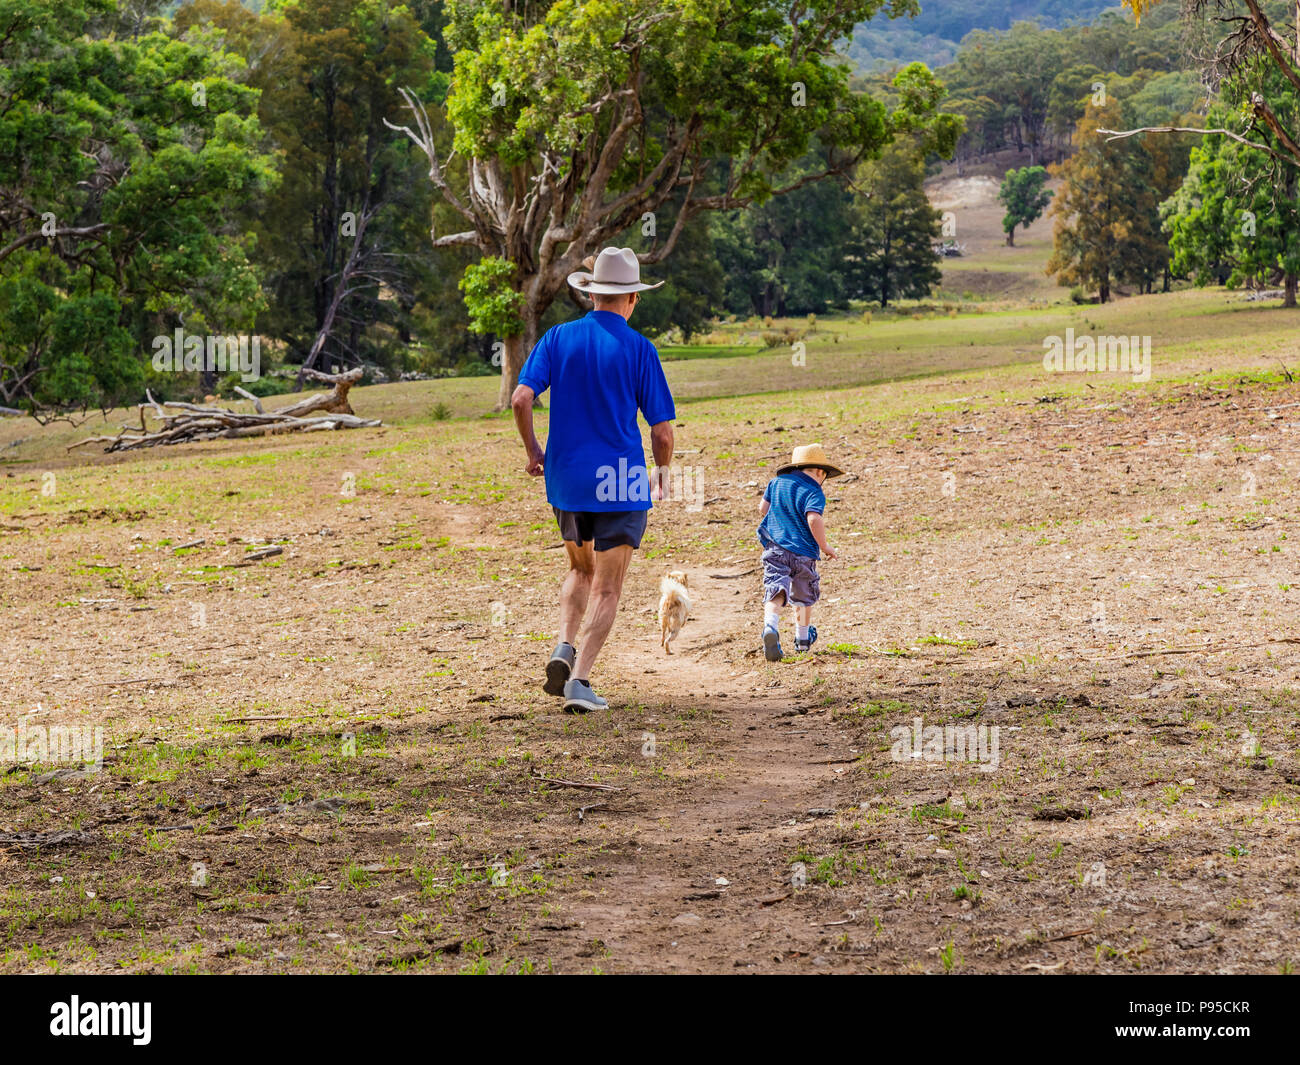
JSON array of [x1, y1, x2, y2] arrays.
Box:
[[295, 202, 387, 388]]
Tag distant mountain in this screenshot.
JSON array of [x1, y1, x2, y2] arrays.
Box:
[[849, 0, 1122, 70]]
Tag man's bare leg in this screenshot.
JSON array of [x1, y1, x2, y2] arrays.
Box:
[[559, 541, 595, 644], [572, 544, 633, 681]]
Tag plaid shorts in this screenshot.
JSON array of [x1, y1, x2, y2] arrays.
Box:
[[761, 544, 820, 606]]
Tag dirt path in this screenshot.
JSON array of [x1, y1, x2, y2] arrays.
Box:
[[560, 564, 858, 972], [6, 376, 1300, 974]]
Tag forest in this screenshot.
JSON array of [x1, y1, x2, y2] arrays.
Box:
[[1, 0, 1298, 412]]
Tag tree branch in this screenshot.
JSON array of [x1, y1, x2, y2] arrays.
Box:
[[1240, 0, 1300, 99], [1098, 124, 1281, 159], [384, 88, 477, 229], [1248, 92, 1300, 168], [0, 224, 111, 265]]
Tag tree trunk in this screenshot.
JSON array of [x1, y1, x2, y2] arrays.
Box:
[[1099, 277, 1110, 304], [497, 313, 539, 411], [1288, 162, 1299, 308], [1006, 226, 1015, 247]]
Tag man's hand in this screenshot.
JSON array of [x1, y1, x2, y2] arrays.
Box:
[[511, 384, 545, 478], [648, 421, 674, 501], [650, 465, 671, 501], [822, 544, 838, 561]]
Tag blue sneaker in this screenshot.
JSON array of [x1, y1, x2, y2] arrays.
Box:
[[762, 626, 783, 662], [562, 677, 608, 713], [794, 626, 818, 653]]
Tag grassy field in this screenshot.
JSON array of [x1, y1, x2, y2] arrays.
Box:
[[4, 168, 1300, 973], [8, 285, 1299, 465]]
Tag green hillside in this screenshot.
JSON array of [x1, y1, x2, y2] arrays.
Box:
[[850, 0, 1121, 69]]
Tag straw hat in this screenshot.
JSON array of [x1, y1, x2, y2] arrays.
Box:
[[567, 247, 664, 295], [775, 442, 844, 478]]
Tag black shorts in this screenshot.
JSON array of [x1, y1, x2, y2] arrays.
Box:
[[553, 507, 649, 551]]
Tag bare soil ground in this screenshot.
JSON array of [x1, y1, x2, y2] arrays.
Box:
[[3, 357, 1300, 973]]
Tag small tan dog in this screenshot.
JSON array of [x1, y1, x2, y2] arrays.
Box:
[[658, 570, 691, 654]]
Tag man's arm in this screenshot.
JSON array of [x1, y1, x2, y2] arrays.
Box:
[[806, 511, 837, 559], [649, 419, 674, 500], [510, 384, 545, 476]]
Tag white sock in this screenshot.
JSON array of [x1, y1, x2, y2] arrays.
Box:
[[796, 624, 810, 641], [764, 602, 780, 630]]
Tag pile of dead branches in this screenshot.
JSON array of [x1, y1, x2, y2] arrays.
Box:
[[70, 368, 380, 453]]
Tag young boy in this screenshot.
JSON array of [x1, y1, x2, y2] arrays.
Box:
[[757, 443, 842, 661]]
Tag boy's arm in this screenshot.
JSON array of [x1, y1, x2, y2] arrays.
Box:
[[759, 499, 770, 517], [806, 511, 837, 559]]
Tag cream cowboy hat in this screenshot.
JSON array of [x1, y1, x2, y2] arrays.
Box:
[[776, 443, 844, 479], [567, 247, 664, 295]]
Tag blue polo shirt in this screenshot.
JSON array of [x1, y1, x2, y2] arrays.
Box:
[[518, 310, 675, 512], [758, 471, 826, 558]]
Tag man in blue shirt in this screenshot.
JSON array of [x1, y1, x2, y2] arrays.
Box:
[[511, 247, 676, 712]]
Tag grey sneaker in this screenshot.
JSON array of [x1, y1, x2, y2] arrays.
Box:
[[562, 677, 608, 713], [544, 642, 575, 696], [763, 626, 783, 662]]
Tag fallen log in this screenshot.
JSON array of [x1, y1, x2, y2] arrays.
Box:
[[70, 369, 380, 452], [280, 367, 362, 416]]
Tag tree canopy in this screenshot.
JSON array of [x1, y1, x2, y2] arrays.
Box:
[[0, 0, 276, 417], [388, 0, 961, 406], [998, 166, 1053, 245]]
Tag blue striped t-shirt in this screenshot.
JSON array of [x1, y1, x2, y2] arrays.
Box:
[[758, 471, 826, 559]]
